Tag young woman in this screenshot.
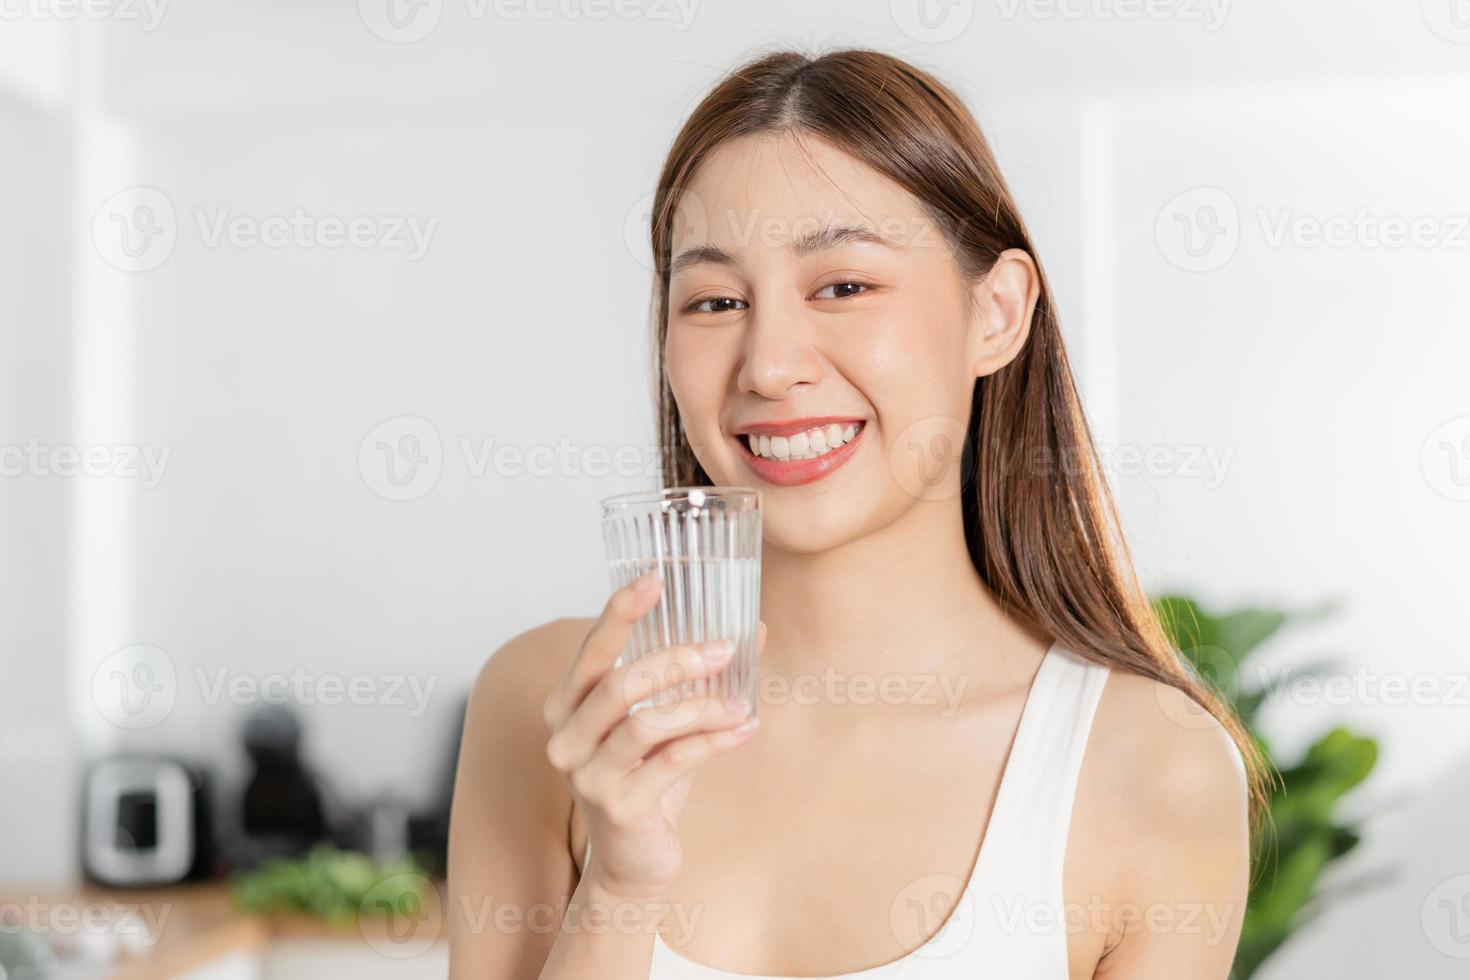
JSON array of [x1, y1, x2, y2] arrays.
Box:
[[449, 47, 1261, 980]]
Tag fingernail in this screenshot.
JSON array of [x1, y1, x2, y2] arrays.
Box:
[[635, 573, 661, 593], [730, 717, 759, 737]]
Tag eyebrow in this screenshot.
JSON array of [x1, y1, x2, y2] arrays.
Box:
[[668, 222, 896, 276]]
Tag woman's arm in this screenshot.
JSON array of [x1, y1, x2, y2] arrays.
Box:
[[1089, 676, 1252, 978], [446, 618, 659, 979]]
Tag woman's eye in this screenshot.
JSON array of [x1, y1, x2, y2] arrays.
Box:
[[684, 296, 748, 314], [813, 281, 871, 300]]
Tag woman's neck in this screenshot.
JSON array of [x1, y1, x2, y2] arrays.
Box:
[[757, 498, 1040, 687]]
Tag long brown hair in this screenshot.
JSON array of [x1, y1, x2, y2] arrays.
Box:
[[646, 46, 1269, 824]]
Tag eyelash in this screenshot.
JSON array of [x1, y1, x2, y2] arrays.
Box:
[[681, 281, 874, 314]]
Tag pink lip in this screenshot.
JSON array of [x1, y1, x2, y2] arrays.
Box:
[[735, 421, 866, 487]]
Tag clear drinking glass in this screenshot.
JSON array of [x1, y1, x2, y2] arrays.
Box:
[[599, 486, 762, 716]]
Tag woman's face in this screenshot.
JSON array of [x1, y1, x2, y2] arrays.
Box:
[[665, 131, 1030, 554]]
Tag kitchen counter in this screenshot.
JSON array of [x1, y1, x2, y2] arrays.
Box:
[[0, 880, 447, 979]]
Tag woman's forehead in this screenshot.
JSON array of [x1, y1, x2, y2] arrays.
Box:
[[674, 134, 933, 256]]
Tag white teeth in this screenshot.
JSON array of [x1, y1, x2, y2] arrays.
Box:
[[745, 422, 862, 461]]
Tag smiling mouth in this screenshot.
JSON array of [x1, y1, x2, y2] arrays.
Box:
[[733, 420, 867, 487], [741, 421, 862, 462]]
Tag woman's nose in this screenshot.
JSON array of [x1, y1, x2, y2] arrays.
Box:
[[735, 301, 825, 400]]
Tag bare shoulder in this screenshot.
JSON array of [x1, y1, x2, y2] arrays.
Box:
[[469, 615, 598, 718], [1086, 667, 1251, 835], [452, 615, 598, 820], [1070, 669, 1252, 975], [1069, 667, 1252, 974]]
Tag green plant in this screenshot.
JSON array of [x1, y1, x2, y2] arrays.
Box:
[[1152, 595, 1380, 980], [231, 844, 429, 925]]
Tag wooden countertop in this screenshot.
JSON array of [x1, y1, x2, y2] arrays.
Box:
[[0, 879, 447, 979]]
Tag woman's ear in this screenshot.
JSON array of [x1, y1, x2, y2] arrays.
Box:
[[967, 248, 1041, 378]]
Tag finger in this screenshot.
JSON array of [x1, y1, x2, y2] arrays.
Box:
[[548, 639, 735, 773], [619, 719, 760, 813], [590, 684, 752, 775], [544, 571, 661, 728]]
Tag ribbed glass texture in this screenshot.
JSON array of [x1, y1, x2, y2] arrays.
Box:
[[599, 487, 762, 715]]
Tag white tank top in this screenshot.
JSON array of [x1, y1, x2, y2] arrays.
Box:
[[581, 640, 1111, 979]]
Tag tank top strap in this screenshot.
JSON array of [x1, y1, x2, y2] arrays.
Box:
[[969, 642, 1112, 910]]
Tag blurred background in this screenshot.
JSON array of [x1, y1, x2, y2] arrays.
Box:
[[2, 0, 1468, 977]]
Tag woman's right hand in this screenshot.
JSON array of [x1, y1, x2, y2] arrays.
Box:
[[541, 571, 761, 902]]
